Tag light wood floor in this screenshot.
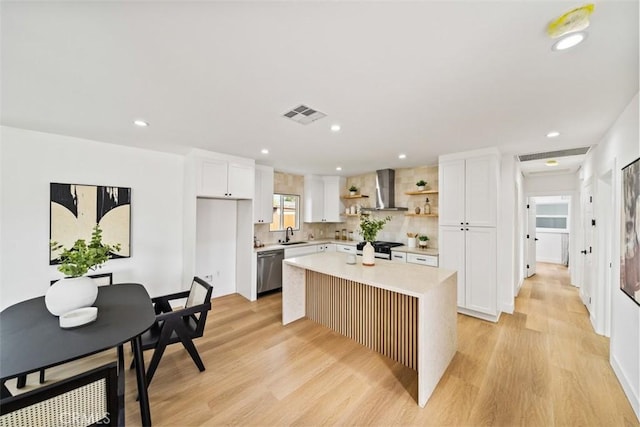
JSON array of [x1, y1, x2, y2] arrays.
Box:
[[123, 263, 638, 426]]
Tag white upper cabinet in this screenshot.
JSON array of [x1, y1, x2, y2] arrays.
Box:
[[439, 152, 498, 227], [253, 165, 274, 224], [322, 176, 345, 222], [304, 175, 345, 222], [196, 155, 254, 199]]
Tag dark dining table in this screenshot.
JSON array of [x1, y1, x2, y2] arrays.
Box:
[[0, 283, 156, 426]]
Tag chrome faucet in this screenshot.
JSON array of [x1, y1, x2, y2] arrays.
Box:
[[285, 226, 294, 243]]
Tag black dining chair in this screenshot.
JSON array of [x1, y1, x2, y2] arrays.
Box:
[[134, 277, 213, 386], [0, 362, 119, 427]]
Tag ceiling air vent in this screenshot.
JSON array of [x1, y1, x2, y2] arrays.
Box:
[[282, 104, 327, 125], [518, 146, 591, 162]]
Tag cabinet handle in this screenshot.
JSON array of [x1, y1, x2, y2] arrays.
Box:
[[460, 228, 464, 231], [465, 222, 469, 225], [460, 222, 463, 225], [465, 228, 469, 231], [417, 258, 426, 261]]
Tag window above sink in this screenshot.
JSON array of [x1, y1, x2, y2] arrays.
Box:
[[270, 194, 300, 232]]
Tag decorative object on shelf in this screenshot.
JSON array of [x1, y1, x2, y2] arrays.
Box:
[[416, 180, 427, 191], [418, 235, 429, 248], [50, 183, 131, 263], [407, 232, 417, 248], [47, 224, 121, 317], [349, 185, 358, 196], [415, 207, 421, 214], [423, 197, 431, 215], [358, 214, 392, 266]]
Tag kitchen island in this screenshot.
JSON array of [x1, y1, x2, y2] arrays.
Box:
[[282, 252, 457, 407]]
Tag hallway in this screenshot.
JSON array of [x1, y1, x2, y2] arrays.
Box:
[[470, 261, 638, 425]]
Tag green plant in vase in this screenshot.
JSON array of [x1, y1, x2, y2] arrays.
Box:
[[47, 224, 121, 316], [349, 185, 358, 196], [416, 180, 427, 191], [418, 234, 429, 248], [51, 224, 122, 277], [358, 214, 392, 242]]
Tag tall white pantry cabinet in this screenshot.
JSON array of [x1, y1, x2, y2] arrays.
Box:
[[439, 148, 499, 322]]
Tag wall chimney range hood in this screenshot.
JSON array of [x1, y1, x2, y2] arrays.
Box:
[[363, 169, 408, 212]]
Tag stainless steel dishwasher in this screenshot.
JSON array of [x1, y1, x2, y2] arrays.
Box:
[[257, 249, 284, 295]]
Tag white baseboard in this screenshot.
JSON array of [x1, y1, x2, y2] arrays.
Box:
[[611, 354, 640, 422], [457, 307, 499, 323], [500, 301, 514, 314]]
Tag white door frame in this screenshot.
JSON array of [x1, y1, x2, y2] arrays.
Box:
[[594, 162, 616, 337], [525, 197, 537, 277]]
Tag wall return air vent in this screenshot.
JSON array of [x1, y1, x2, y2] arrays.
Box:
[[518, 146, 590, 162], [282, 104, 327, 125]]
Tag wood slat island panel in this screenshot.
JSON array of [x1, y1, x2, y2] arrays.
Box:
[[305, 271, 418, 370], [283, 252, 457, 407]]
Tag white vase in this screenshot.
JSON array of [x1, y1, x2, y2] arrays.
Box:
[[45, 276, 98, 316], [408, 237, 416, 248], [362, 241, 375, 266], [417, 185, 425, 191]]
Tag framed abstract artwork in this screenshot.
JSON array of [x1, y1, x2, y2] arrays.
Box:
[[50, 183, 131, 264], [621, 157, 640, 306]]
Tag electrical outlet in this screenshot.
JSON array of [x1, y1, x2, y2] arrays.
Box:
[[204, 274, 213, 282]]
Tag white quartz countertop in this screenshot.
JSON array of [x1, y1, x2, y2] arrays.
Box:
[[254, 240, 358, 252], [283, 252, 455, 298]]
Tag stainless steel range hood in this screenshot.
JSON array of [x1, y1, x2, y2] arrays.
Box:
[[363, 169, 408, 211]]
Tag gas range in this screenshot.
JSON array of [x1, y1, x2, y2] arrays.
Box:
[[356, 241, 404, 260]]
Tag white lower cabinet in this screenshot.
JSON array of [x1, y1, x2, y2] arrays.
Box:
[[336, 244, 356, 254], [439, 226, 497, 319], [407, 253, 438, 267], [318, 243, 336, 252], [391, 251, 407, 262]]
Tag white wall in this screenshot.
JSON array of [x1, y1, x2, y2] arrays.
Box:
[[536, 231, 567, 264], [195, 198, 237, 298], [582, 93, 639, 420], [498, 154, 519, 314], [0, 127, 185, 308], [524, 173, 577, 194]]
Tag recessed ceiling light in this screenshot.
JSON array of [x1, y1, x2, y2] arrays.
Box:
[[546, 131, 560, 138], [336, 166, 342, 171], [133, 120, 149, 127], [398, 154, 407, 159], [331, 124, 341, 132], [261, 149, 269, 155], [552, 31, 587, 51], [546, 159, 559, 166]]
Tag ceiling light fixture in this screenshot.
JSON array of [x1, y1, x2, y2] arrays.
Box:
[[546, 159, 559, 166], [331, 124, 341, 132], [546, 131, 560, 138], [261, 149, 269, 155], [398, 154, 407, 159], [551, 31, 587, 51], [336, 166, 342, 171], [133, 120, 149, 127]]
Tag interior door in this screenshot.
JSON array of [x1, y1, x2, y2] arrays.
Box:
[[582, 183, 594, 311], [526, 198, 537, 277]]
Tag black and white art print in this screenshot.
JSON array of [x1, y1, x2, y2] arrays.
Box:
[[621, 158, 640, 306], [50, 183, 131, 264]]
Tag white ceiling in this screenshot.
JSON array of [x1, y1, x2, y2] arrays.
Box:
[[1, 1, 638, 176]]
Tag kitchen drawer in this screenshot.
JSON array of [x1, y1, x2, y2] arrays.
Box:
[[336, 244, 356, 254], [391, 251, 407, 263], [284, 245, 318, 259], [407, 253, 438, 267]]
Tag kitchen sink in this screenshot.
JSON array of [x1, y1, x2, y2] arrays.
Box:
[[281, 241, 308, 246]]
